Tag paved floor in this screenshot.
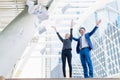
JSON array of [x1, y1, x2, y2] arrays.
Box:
[[6, 78, 120, 80]]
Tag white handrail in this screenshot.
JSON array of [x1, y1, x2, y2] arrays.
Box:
[[106, 6, 120, 14]]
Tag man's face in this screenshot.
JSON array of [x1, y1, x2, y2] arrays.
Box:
[[79, 29, 85, 35]]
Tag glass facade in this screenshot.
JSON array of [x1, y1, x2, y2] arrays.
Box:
[[83, 0, 120, 78]]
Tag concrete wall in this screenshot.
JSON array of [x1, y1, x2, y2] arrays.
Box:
[[0, 7, 37, 77]]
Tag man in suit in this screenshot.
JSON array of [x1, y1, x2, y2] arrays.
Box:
[[73, 20, 101, 78]]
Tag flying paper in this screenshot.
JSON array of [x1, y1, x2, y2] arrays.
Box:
[[39, 26, 47, 34], [40, 47, 46, 55], [62, 4, 72, 14], [26, 0, 49, 23]]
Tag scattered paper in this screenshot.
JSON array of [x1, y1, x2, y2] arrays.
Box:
[[62, 4, 73, 14], [39, 26, 47, 34], [40, 47, 46, 55]]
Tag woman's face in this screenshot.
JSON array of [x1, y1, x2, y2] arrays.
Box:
[[65, 33, 70, 39]]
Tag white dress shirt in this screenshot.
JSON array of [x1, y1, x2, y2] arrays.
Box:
[[80, 34, 89, 49]]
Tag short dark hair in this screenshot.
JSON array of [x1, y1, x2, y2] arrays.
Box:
[[79, 27, 86, 31]]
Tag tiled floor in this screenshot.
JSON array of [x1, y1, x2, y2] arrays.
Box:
[[5, 78, 120, 80]]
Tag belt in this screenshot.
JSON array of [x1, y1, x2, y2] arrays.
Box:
[[63, 48, 72, 50], [80, 47, 89, 50]]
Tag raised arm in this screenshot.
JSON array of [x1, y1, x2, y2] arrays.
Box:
[[56, 32, 64, 42], [89, 20, 101, 36], [72, 37, 79, 41], [70, 19, 73, 41], [52, 26, 64, 42]]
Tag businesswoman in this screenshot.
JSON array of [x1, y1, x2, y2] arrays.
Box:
[[52, 20, 74, 78]]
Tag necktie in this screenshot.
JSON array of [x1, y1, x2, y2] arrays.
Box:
[[80, 36, 82, 49]]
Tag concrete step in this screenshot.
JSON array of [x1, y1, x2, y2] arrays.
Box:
[[5, 78, 120, 80]]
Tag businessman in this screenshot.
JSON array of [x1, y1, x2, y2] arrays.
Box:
[[73, 20, 101, 78], [52, 20, 74, 78]]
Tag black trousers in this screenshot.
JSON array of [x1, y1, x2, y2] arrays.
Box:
[[62, 49, 72, 77]]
